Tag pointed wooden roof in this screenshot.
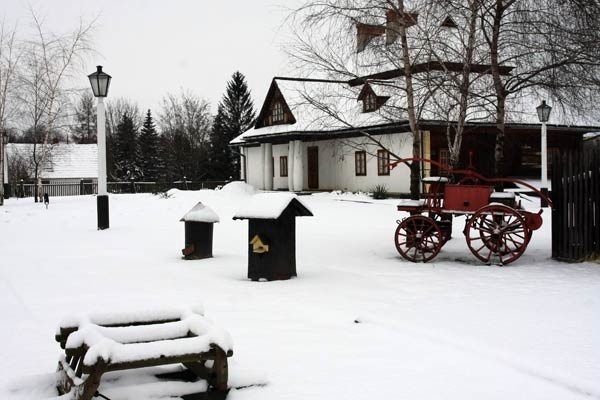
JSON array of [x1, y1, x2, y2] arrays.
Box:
[[255, 79, 297, 129], [233, 193, 313, 220]]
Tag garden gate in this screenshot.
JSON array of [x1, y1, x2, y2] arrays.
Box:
[[551, 149, 600, 261]]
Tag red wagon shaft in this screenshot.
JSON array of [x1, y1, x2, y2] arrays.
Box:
[[390, 157, 548, 265], [389, 157, 553, 208]]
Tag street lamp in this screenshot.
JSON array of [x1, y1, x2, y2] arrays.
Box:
[[536, 100, 552, 208], [88, 65, 112, 229], [0, 132, 7, 206]]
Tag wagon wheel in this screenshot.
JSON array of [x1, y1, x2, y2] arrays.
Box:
[[394, 216, 443, 262], [465, 204, 530, 265]]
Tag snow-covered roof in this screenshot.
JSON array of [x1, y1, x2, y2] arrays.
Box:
[[5, 143, 98, 179], [180, 202, 220, 223], [231, 76, 600, 147], [233, 193, 313, 220], [584, 132, 600, 140], [231, 79, 395, 145]]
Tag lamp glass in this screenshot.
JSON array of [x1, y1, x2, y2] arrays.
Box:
[[536, 100, 552, 123], [88, 65, 112, 98]]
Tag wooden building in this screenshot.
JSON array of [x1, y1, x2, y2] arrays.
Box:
[[231, 77, 594, 194]]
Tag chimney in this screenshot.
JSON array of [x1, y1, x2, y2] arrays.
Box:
[[386, 10, 419, 45], [356, 23, 385, 53]]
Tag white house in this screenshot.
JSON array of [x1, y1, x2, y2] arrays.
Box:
[[230, 6, 598, 194], [231, 77, 416, 193], [4, 143, 98, 185], [230, 76, 593, 194]]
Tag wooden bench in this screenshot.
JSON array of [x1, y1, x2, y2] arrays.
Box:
[[55, 307, 233, 400]]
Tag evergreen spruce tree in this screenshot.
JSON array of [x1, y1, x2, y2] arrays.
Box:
[[138, 109, 160, 181], [210, 71, 255, 179], [210, 105, 227, 178], [114, 113, 141, 180]]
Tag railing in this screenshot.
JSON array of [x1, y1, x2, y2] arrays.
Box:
[[7, 180, 231, 199]]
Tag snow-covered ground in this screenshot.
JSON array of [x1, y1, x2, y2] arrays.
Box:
[[0, 183, 598, 400]]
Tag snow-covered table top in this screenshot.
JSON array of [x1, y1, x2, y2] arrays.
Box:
[[58, 306, 232, 367]]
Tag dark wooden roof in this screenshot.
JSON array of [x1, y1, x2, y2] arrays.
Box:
[[348, 62, 514, 86], [233, 120, 598, 146], [232, 197, 313, 220], [254, 80, 297, 129], [285, 198, 313, 217], [357, 82, 375, 101], [441, 16, 458, 28]]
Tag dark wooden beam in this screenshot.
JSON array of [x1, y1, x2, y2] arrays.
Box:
[[348, 61, 514, 86]]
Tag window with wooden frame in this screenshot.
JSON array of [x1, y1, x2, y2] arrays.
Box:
[[280, 156, 288, 177], [439, 148, 450, 175], [272, 101, 284, 123], [377, 149, 390, 176], [364, 93, 378, 112], [355, 151, 367, 176]]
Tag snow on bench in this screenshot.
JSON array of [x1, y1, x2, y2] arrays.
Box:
[[55, 306, 233, 400]]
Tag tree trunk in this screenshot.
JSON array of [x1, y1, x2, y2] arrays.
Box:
[[450, 0, 480, 172], [494, 94, 506, 177], [489, 0, 508, 179], [34, 170, 39, 202], [397, 1, 421, 199]]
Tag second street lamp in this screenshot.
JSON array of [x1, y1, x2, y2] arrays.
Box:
[[88, 65, 112, 229], [536, 100, 552, 208]]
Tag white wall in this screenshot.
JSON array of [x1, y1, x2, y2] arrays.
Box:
[[245, 146, 263, 189], [242, 132, 414, 193], [303, 132, 413, 193], [272, 143, 289, 190]]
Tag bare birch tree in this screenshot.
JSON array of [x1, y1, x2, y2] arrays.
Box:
[[157, 90, 213, 181], [18, 10, 95, 201], [482, 0, 600, 177], [0, 19, 19, 205], [289, 0, 494, 197]]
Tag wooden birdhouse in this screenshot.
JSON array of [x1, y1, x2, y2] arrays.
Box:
[[180, 202, 219, 260], [233, 193, 313, 281]]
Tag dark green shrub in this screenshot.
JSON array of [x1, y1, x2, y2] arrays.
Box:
[[370, 184, 389, 199]]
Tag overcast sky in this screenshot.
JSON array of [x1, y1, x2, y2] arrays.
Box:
[[1, 0, 301, 115]]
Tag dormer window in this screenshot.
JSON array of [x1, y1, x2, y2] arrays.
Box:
[[364, 93, 377, 112], [272, 102, 284, 123], [441, 16, 457, 28], [255, 80, 297, 129], [358, 83, 388, 113]]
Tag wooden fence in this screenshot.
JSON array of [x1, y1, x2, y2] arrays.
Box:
[[7, 180, 230, 199], [551, 149, 600, 261]]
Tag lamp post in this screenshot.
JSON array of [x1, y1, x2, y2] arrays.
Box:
[[88, 65, 112, 229], [0, 131, 7, 206], [536, 100, 552, 208]]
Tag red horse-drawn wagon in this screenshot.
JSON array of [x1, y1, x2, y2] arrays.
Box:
[[391, 158, 551, 265]]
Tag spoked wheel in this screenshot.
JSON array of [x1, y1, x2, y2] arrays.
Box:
[[465, 205, 530, 265], [394, 215, 443, 262]]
